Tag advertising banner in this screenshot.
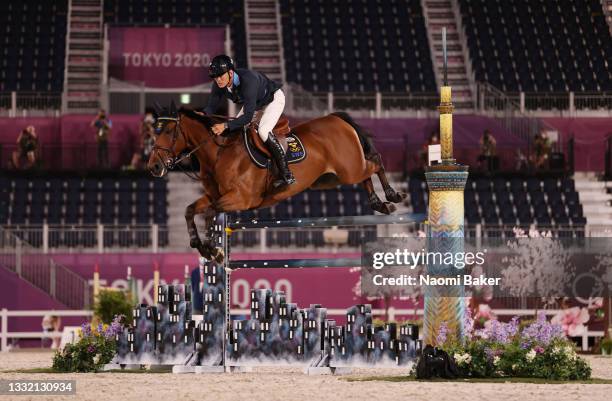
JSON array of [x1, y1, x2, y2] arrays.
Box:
[[108, 27, 225, 88]]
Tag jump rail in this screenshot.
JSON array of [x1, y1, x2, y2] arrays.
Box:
[[228, 257, 362, 269], [227, 213, 426, 230]]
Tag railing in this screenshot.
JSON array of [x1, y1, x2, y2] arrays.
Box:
[[284, 85, 440, 117], [0, 309, 94, 351], [478, 85, 612, 115], [476, 82, 563, 153], [0, 143, 138, 171], [0, 227, 91, 309], [2, 224, 168, 253], [283, 83, 328, 117], [105, 79, 212, 114], [0, 92, 62, 117]]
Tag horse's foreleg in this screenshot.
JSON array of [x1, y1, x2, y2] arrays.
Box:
[[362, 177, 396, 215], [200, 209, 225, 263], [368, 153, 407, 204], [185, 196, 215, 258]]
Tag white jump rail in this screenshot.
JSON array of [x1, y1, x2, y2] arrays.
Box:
[[0, 309, 93, 352]]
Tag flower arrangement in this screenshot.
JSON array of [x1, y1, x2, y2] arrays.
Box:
[[427, 310, 591, 380], [52, 315, 124, 373]]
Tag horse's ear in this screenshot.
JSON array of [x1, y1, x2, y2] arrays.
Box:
[[169, 100, 177, 117], [153, 101, 163, 114]]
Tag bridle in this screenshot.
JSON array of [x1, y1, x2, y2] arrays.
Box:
[[151, 113, 234, 181]]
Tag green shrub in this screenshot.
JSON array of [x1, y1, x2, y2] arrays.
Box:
[[94, 289, 134, 325]]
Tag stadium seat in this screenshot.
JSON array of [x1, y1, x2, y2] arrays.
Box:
[[459, 0, 611, 92]]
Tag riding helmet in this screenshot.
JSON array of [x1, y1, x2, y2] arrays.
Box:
[[208, 55, 234, 78]]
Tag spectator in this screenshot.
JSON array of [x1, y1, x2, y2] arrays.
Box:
[[128, 112, 155, 169], [41, 314, 61, 349], [91, 109, 112, 168], [418, 130, 440, 168], [12, 125, 39, 169], [190, 256, 212, 315], [478, 129, 497, 171], [532, 130, 551, 169]]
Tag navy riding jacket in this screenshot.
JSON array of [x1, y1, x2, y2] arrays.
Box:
[[203, 68, 282, 131]]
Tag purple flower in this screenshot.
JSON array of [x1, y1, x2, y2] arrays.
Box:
[[103, 315, 124, 339], [80, 323, 92, 338], [521, 312, 565, 346], [463, 307, 474, 339], [87, 344, 96, 353], [476, 317, 519, 344], [437, 322, 449, 345], [534, 346, 544, 354]]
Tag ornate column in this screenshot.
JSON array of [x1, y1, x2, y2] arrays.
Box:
[[423, 28, 469, 345]]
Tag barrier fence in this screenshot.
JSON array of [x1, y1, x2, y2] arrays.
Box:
[[2, 224, 167, 253], [0, 92, 62, 117], [0, 223, 602, 253], [0, 88, 609, 119], [0, 227, 91, 309]]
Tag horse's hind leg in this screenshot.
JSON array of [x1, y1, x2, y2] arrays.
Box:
[[368, 153, 407, 204], [362, 177, 396, 215]]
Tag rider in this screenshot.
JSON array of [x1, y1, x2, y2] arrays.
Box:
[[203, 54, 295, 188]]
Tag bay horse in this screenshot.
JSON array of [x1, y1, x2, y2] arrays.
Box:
[[148, 103, 406, 261]]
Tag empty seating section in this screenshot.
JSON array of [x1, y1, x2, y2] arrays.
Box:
[[0, 1, 68, 91], [459, 0, 611, 92], [409, 176, 586, 238], [0, 176, 168, 247], [229, 185, 377, 248], [280, 0, 436, 92], [103, 0, 247, 70]]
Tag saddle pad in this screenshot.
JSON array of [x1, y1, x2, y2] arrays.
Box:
[[244, 130, 307, 169]]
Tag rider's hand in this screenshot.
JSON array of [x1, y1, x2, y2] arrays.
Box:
[[211, 123, 226, 135]]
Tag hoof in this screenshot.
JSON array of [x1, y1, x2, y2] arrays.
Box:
[[381, 202, 396, 214], [190, 237, 202, 249], [197, 245, 212, 260], [371, 201, 396, 215], [386, 190, 407, 204], [211, 248, 225, 264]]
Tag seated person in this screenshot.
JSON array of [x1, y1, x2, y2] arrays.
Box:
[[477, 129, 497, 171], [12, 125, 39, 169], [532, 130, 551, 169], [418, 130, 439, 168]]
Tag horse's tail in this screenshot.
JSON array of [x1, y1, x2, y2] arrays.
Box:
[[331, 111, 379, 159]]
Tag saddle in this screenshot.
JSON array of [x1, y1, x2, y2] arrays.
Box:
[[248, 116, 291, 156], [243, 116, 306, 169]]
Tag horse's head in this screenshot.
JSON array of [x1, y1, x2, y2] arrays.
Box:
[[148, 101, 190, 177]]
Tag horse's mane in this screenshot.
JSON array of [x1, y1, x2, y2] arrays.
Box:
[[178, 107, 227, 129]]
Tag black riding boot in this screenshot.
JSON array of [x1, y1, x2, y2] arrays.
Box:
[[265, 132, 296, 188]]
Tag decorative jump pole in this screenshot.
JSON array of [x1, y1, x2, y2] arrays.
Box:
[[423, 27, 469, 345]]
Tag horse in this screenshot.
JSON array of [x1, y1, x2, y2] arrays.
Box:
[[148, 102, 406, 261]]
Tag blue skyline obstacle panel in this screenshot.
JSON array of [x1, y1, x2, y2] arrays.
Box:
[[194, 262, 226, 366], [225, 289, 420, 368], [109, 267, 227, 367]]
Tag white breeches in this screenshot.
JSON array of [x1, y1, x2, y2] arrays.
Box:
[[236, 89, 285, 142]]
